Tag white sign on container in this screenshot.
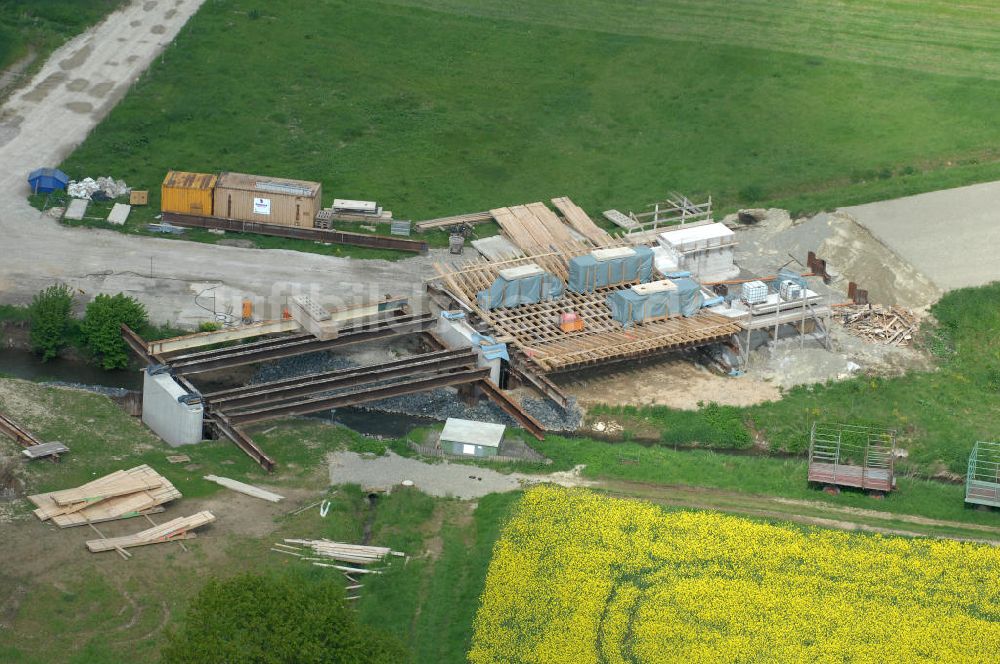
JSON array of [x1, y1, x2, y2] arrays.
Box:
[[253, 197, 271, 215], [462, 444, 476, 455]]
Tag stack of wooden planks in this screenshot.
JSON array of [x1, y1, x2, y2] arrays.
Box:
[[86, 511, 215, 554], [271, 539, 405, 600], [491, 202, 580, 253], [281, 539, 405, 565], [839, 304, 917, 346], [551, 197, 614, 246], [28, 465, 181, 527], [413, 210, 493, 231]]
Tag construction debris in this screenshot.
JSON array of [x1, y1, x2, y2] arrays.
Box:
[[839, 304, 917, 346], [203, 474, 284, 502], [28, 465, 181, 527], [67, 176, 128, 200], [86, 511, 215, 554]]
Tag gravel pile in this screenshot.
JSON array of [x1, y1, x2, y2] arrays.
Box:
[[251, 351, 358, 384]]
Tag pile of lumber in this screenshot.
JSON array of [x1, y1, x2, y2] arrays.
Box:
[[281, 539, 404, 565], [28, 465, 181, 527], [491, 202, 577, 253], [414, 210, 492, 231], [839, 304, 917, 346], [551, 196, 613, 245], [86, 511, 215, 555], [271, 539, 406, 600]]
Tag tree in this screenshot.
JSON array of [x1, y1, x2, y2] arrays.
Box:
[[81, 293, 148, 369], [29, 284, 74, 361], [162, 572, 406, 664]]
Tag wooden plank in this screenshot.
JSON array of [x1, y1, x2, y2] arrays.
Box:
[[203, 475, 284, 502], [22, 441, 69, 459]]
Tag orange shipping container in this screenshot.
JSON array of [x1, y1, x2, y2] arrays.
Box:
[[161, 171, 217, 217]]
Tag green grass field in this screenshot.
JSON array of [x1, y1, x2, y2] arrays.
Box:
[[59, 0, 1000, 246], [0, 1, 125, 75]]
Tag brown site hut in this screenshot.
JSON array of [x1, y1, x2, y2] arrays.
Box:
[[213, 172, 322, 227], [161, 171, 217, 216]]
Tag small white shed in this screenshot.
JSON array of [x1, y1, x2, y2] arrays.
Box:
[[440, 418, 505, 457]]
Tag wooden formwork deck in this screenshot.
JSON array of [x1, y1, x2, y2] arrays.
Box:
[[434, 245, 742, 372]]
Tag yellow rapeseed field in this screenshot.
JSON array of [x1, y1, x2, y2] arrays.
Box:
[[469, 486, 1000, 663]]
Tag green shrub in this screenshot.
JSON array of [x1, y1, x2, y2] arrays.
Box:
[[162, 572, 405, 664], [197, 321, 221, 333], [29, 284, 74, 361], [81, 293, 148, 369]]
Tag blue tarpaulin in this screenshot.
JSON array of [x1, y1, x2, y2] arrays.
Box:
[[27, 168, 69, 194], [567, 246, 654, 293], [606, 277, 704, 327], [476, 271, 564, 310], [672, 277, 704, 315]]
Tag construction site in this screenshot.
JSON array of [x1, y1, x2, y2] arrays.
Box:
[[2, 2, 1000, 662]]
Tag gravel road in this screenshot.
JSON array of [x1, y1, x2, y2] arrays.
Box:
[[0, 0, 439, 326], [841, 182, 1000, 292]]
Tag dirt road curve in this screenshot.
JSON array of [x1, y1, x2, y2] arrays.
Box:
[[0, 0, 429, 325]]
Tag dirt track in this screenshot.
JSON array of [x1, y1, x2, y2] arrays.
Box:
[[0, 0, 434, 325]]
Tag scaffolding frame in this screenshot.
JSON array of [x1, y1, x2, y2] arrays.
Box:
[[966, 441, 1000, 508], [808, 422, 897, 492]]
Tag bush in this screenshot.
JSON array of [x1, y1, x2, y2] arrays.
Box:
[[197, 321, 221, 333], [162, 572, 406, 664], [29, 284, 74, 361], [81, 293, 148, 369]]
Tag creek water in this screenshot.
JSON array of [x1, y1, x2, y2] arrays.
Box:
[[0, 348, 141, 390]]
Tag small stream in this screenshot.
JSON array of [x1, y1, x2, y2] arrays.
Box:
[[0, 348, 141, 390]]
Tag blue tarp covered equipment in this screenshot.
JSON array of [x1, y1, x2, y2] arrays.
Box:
[[27, 168, 69, 194], [606, 277, 704, 327], [476, 264, 564, 310], [567, 246, 654, 293]]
